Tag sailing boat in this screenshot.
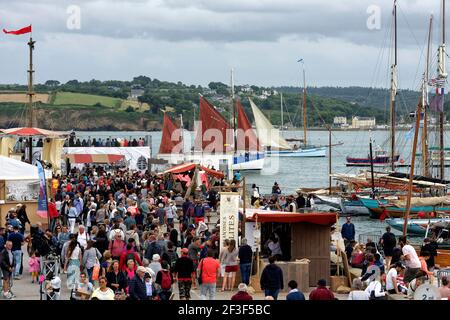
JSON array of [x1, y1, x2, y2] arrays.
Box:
[[346, 0, 401, 168], [249, 98, 326, 157], [157, 91, 265, 172]]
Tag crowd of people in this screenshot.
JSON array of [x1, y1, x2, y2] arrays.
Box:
[[1, 168, 449, 301], [341, 217, 450, 300], [12, 136, 149, 155]]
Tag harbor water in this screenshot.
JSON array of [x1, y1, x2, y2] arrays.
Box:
[[75, 129, 447, 242]]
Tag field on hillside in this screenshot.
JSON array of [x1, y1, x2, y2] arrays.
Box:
[[53, 92, 121, 108], [120, 99, 150, 112], [0, 92, 49, 103]]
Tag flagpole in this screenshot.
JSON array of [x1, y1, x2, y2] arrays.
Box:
[[27, 34, 36, 163]]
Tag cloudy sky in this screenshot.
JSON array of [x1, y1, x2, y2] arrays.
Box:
[[0, 0, 446, 88]]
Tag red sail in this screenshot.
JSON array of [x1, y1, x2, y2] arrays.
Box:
[[159, 113, 182, 154], [195, 96, 232, 152], [236, 99, 260, 151]]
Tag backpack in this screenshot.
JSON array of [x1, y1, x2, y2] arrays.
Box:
[[160, 270, 171, 290]]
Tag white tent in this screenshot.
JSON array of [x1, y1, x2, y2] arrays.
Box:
[[0, 156, 39, 181]]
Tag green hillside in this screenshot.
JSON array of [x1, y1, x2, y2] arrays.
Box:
[[53, 92, 121, 108]]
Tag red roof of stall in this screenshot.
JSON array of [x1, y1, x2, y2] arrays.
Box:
[[244, 209, 337, 225], [161, 162, 224, 179]]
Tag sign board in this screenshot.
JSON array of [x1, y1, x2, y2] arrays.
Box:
[[148, 158, 169, 165], [219, 192, 240, 253], [414, 284, 441, 300], [245, 222, 259, 251]]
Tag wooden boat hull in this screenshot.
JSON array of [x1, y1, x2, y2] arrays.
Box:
[[359, 197, 450, 219], [358, 198, 389, 219], [266, 146, 326, 157], [386, 218, 450, 236]]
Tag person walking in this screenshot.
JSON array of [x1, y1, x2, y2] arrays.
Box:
[[67, 201, 78, 234], [1, 241, 15, 299], [260, 256, 283, 300], [82, 240, 102, 283], [380, 226, 396, 270], [173, 248, 195, 300], [7, 226, 24, 280], [128, 266, 149, 300], [341, 216, 355, 243], [399, 236, 421, 285], [64, 237, 82, 290], [198, 249, 221, 300], [155, 261, 174, 300], [238, 238, 253, 286], [221, 239, 239, 291]]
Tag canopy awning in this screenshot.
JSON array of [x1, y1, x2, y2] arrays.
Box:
[[66, 154, 124, 164], [244, 208, 337, 225], [0, 155, 39, 180], [0, 127, 70, 137], [161, 162, 224, 179]]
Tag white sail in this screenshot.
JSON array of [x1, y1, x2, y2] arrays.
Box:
[[249, 98, 292, 150]]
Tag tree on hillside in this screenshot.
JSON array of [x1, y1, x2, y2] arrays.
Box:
[[132, 76, 152, 87], [44, 80, 60, 87]]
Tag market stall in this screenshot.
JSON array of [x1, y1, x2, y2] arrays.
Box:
[[244, 209, 337, 290], [0, 156, 51, 225]]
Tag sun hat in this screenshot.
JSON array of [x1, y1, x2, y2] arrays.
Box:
[[152, 254, 160, 262]]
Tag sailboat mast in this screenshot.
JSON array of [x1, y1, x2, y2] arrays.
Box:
[[231, 68, 237, 154], [422, 15, 433, 178], [302, 67, 308, 147], [403, 95, 423, 236], [280, 93, 284, 132], [390, 0, 398, 172], [438, 0, 447, 181], [180, 113, 184, 155]]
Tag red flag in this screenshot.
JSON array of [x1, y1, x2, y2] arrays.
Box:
[[379, 208, 387, 222], [3, 25, 32, 35]]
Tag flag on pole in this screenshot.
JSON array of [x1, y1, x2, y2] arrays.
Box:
[[36, 161, 49, 218], [430, 94, 445, 112], [3, 25, 32, 35]]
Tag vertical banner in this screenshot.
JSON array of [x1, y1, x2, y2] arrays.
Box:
[[219, 192, 240, 253], [245, 222, 259, 252], [36, 161, 49, 218]]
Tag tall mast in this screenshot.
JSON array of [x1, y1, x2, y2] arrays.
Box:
[[438, 0, 447, 181], [390, 0, 398, 171], [230, 68, 237, 154], [422, 15, 433, 178], [403, 95, 423, 236], [179, 113, 184, 155], [27, 36, 36, 164], [280, 92, 284, 132], [302, 66, 308, 147]]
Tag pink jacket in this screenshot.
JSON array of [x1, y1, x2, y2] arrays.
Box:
[[29, 257, 40, 273]]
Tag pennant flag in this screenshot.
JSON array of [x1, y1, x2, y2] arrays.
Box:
[[430, 94, 445, 112], [3, 25, 32, 35], [36, 161, 49, 218]]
